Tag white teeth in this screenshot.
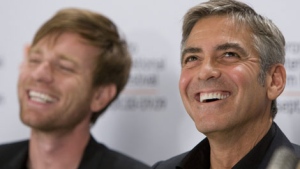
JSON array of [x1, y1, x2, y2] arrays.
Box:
[[29, 91, 55, 103], [200, 92, 229, 103]]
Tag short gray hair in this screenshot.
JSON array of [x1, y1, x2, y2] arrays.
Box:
[[181, 0, 285, 118]]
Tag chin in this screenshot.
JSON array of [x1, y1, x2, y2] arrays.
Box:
[[195, 120, 222, 134]]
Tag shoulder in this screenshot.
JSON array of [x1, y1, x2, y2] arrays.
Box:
[[273, 123, 300, 157], [292, 143, 300, 157], [152, 152, 188, 169], [0, 140, 28, 167], [0, 140, 28, 156]]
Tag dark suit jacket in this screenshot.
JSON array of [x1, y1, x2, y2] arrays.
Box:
[[152, 123, 300, 169], [0, 136, 150, 169]]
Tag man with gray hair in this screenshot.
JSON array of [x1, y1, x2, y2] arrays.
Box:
[[153, 0, 300, 168]]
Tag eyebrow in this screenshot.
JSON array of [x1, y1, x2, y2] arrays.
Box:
[[181, 47, 202, 63], [58, 54, 78, 67], [28, 48, 78, 67], [182, 47, 202, 57], [28, 48, 42, 55], [215, 42, 248, 56], [181, 42, 248, 62]]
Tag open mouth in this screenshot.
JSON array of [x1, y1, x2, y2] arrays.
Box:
[[28, 90, 57, 103], [196, 92, 230, 103]]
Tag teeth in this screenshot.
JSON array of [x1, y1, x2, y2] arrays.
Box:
[[200, 92, 229, 103], [29, 91, 55, 103]]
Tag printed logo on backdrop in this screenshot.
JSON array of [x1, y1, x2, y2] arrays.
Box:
[[0, 55, 3, 68], [110, 40, 167, 112], [0, 94, 3, 106], [278, 42, 300, 114], [285, 42, 300, 87], [0, 54, 3, 107]]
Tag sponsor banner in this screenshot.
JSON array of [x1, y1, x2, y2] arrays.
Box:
[[0, 54, 4, 107], [0, 0, 300, 165], [279, 42, 300, 115]]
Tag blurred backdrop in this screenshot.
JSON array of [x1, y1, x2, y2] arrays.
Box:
[[0, 0, 299, 165]]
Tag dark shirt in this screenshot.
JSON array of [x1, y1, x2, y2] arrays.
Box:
[[0, 135, 150, 169], [179, 124, 275, 169], [152, 122, 300, 169]]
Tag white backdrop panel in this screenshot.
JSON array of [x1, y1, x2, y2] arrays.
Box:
[[0, 0, 299, 165]]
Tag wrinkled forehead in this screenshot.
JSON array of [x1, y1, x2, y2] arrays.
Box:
[[183, 14, 253, 44], [182, 15, 254, 50], [198, 14, 253, 38], [180, 15, 259, 65]]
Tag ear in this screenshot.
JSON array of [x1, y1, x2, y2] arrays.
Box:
[[90, 84, 117, 112], [24, 44, 31, 57], [266, 64, 286, 100], [19, 44, 31, 70]]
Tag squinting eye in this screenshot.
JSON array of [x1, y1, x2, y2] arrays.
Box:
[[224, 52, 239, 58], [184, 56, 198, 64]]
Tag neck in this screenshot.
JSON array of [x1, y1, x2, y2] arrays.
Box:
[[28, 120, 90, 169], [208, 118, 272, 169]]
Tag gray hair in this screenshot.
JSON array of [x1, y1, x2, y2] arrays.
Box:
[[181, 0, 285, 118]]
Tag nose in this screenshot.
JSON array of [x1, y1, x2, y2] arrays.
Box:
[[31, 62, 54, 83], [197, 59, 221, 81]]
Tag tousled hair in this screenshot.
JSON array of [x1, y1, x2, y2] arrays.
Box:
[[33, 8, 131, 124]]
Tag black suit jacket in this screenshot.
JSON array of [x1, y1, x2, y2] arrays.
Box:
[[152, 123, 300, 169], [0, 136, 150, 169]]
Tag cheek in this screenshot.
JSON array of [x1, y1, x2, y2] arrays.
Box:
[[63, 76, 93, 98], [18, 63, 34, 83], [18, 68, 29, 89], [179, 70, 193, 96], [229, 65, 259, 87]]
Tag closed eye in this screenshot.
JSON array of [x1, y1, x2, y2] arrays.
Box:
[[28, 58, 41, 64], [58, 64, 75, 73], [27, 55, 42, 65], [57, 59, 76, 73]]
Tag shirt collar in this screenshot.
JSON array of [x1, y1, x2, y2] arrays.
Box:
[[177, 123, 276, 169]]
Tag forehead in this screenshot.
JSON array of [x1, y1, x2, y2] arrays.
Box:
[[35, 32, 86, 48], [186, 15, 254, 48], [33, 32, 100, 55], [31, 32, 100, 70]]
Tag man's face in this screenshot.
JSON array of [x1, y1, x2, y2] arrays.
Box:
[[18, 32, 100, 131], [179, 16, 271, 135]]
